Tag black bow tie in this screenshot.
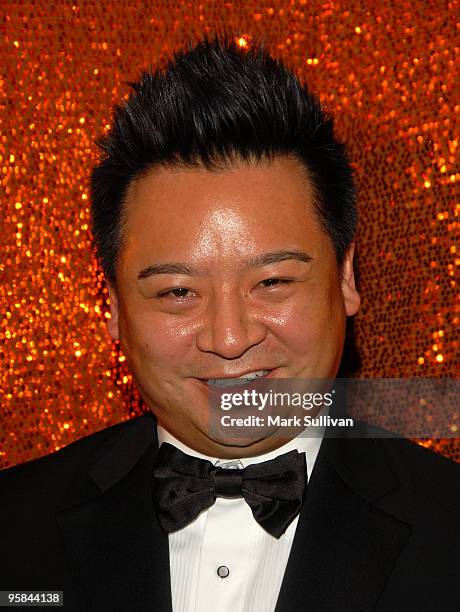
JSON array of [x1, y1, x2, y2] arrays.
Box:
[[152, 442, 307, 538]]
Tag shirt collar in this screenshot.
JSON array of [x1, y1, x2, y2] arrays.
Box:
[[157, 416, 325, 481]]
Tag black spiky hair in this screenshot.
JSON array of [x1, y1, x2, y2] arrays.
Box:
[[90, 33, 357, 285]]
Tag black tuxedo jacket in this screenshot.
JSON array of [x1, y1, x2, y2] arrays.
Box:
[[0, 411, 459, 611]]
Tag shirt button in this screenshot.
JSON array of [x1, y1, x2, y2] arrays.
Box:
[[217, 565, 230, 579]]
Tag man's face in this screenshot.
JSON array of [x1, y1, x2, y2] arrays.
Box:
[[107, 157, 360, 457]]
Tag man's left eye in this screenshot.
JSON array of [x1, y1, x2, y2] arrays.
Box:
[[259, 278, 293, 288]]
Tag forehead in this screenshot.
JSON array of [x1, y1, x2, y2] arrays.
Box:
[[120, 156, 332, 270]]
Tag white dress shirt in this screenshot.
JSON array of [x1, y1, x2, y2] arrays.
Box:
[[157, 424, 324, 612]]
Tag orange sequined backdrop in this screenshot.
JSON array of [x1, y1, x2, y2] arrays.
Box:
[[0, 1, 458, 468]]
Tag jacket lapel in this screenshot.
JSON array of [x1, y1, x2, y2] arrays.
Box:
[[56, 413, 172, 612], [275, 425, 412, 611]]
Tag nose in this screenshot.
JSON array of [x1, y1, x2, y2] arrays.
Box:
[[196, 292, 267, 359]]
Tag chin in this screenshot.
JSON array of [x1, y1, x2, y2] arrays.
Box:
[[208, 433, 268, 448]]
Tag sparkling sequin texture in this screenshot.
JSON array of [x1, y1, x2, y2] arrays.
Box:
[[0, 1, 458, 467]]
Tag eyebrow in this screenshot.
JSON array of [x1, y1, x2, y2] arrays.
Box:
[[137, 249, 313, 280]]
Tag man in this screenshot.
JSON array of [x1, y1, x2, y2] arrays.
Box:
[[1, 34, 458, 611]]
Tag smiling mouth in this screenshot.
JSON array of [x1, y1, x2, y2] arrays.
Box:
[[200, 369, 272, 387]]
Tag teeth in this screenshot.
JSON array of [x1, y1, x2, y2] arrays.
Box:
[[207, 370, 269, 386], [237, 370, 268, 380]]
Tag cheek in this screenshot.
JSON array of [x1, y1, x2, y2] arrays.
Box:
[[265, 287, 344, 354], [121, 310, 201, 364], [262, 300, 315, 353]]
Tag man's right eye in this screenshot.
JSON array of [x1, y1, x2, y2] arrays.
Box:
[[156, 287, 193, 299]]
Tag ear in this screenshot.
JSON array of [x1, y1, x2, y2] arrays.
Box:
[[106, 282, 120, 341], [341, 241, 361, 316]]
